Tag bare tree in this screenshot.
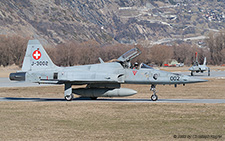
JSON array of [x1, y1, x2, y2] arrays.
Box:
[[149, 45, 174, 66], [0, 35, 29, 67], [206, 30, 225, 65]]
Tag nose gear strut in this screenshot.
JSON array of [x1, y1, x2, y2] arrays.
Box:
[[150, 84, 158, 101]]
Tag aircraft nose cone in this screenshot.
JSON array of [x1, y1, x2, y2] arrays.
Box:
[[182, 75, 207, 83]]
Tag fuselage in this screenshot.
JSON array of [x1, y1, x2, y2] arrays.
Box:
[[10, 62, 206, 85], [189, 64, 208, 72]]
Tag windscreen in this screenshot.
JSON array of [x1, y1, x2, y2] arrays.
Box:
[[140, 63, 153, 69]]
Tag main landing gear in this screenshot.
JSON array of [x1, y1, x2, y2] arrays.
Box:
[[64, 83, 73, 101], [208, 68, 210, 76], [150, 84, 158, 101]]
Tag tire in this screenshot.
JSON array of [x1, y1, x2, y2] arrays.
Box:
[[65, 94, 74, 101], [151, 95, 158, 101]]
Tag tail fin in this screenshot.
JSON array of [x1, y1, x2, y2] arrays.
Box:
[[203, 57, 206, 65], [22, 40, 57, 71], [195, 52, 198, 63]]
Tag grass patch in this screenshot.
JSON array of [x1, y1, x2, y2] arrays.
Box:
[[0, 102, 224, 140]]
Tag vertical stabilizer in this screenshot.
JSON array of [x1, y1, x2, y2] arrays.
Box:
[[22, 40, 57, 71], [203, 57, 207, 65], [195, 52, 198, 63]]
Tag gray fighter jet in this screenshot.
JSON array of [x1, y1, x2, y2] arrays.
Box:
[[189, 52, 210, 76], [10, 40, 207, 101]]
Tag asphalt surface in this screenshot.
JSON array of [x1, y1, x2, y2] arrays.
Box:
[[0, 97, 225, 103]]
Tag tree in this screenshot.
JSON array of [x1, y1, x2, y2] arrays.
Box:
[[149, 45, 174, 66], [173, 43, 193, 65], [206, 30, 225, 65], [0, 35, 29, 67]]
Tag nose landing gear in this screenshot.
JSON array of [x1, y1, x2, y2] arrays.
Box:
[[208, 68, 210, 76], [150, 84, 158, 101]]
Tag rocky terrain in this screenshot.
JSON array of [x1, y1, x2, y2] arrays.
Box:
[[0, 0, 225, 46]]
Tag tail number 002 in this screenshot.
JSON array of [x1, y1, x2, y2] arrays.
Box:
[[170, 76, 180, 81]]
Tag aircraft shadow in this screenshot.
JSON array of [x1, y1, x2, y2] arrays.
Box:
[[3, 97, 65, 102], [1, 97, 193, 102]]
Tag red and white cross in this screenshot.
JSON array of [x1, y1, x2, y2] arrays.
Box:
[[32, 50, 41, 60]]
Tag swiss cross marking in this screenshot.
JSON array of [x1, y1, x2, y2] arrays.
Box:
[[132, 71, 137, 75], [32, 50, 41, 60]]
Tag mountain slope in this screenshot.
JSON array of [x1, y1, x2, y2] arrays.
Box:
[[0, 0, 224, 45]]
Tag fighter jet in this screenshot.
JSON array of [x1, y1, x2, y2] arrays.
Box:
[[10, 40, 207, 101], [189, 52, 210, 76]]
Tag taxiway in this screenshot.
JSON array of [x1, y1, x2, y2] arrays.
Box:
[[0, 97, 225, 103]]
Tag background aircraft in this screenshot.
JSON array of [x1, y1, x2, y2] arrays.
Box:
[[10, 40, 207, 101], [189, 52, 210, 76]]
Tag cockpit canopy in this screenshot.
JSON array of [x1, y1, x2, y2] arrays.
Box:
[[117, 48, 141, 68], [117, 48, 141, 62]]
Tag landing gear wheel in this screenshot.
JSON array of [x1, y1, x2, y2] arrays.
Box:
[[91, 97, 97, 100], [150, 84, 158, 101], [191, 72, 193, 76], [208, 69, 210, 76], [151, 95, 158, 101], [65, 94, 74, 101]]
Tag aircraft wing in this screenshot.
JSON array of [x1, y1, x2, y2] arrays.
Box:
[[38, 73, 124, 84], [39, 79, 119, 85]]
